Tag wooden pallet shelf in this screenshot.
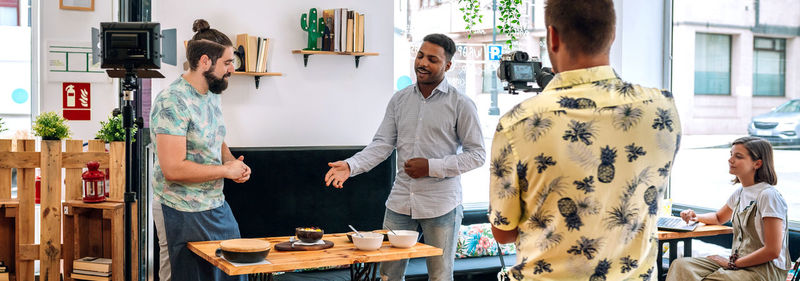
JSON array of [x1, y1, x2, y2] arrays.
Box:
[[0, 139, 134, 281], [291, 50, 379, 68]]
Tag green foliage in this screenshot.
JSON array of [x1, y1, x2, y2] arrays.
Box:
[[496, 0, 523, 49], [458, 0, 484, 39], [458, 0, 524, 49], [32, 111, 71, 140], [95, 114, 136, 143], [0, 117, 7, 134]]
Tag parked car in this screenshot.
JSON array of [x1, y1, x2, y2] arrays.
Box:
[[748, 99, 800, 145]]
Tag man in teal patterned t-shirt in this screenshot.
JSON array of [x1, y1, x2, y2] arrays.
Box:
[[150, 19, 250, 281]]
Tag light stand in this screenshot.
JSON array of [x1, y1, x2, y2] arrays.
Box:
[[121, 65, 138, 281]]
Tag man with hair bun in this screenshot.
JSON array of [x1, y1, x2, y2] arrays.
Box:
[[150, 19, 249, 281]]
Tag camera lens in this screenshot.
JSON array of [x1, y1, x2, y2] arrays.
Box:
[[513, 51, 529, 62]]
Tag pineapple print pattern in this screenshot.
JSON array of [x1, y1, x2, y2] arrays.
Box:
[[590, 259, 612, 281], [597, 146, 617, 183], [558, 197, 583, 231], [489, 66, 680, 281]]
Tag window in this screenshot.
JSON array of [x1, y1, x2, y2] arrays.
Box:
[[672, 1, 799, 224], [753, 37, 785, 97], [694, 33, 731, 95], [0, 0, 18, 26]]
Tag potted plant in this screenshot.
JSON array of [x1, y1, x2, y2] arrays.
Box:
[[95, 113, 136, 143], [95, 111, 135, 200], [32, 111, 71, 140]]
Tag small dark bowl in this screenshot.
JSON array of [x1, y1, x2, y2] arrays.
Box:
[[346, 231, 357, 242], [372, 230, 390, 241], [295, 227, 324, 243], [215, 248, 270, 263]]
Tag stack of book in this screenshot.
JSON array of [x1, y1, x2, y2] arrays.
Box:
[[321, 8, 366, 52], [235, 34, 271, 73], [72, 257, 112, 281]]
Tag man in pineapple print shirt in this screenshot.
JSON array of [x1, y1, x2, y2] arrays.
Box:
[[489, 1, 682, 280]]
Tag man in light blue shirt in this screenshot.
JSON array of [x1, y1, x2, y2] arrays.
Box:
[[325, 34, 486, 281]]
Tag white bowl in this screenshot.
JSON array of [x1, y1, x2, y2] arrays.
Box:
[[352, 232, 384, 251], [387, 230, 419, 248]]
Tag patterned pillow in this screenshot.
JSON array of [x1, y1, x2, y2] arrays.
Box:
[[455, 223, 516, 258]]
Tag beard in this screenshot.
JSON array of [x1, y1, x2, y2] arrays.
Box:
[[203, 68, 231, 94]]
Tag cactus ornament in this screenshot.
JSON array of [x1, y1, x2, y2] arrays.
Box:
[[301, 8, 325, 51]]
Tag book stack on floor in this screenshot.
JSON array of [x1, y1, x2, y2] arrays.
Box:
[[72, 257, 112, 281], [0, 260, 8, 281], [321, 8, 365, 52]]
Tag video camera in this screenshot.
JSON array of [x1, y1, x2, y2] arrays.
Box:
[[496, 51, 554, 94]]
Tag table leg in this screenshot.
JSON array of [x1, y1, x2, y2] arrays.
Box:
[[247, 272, 273, 281], [669, 241, 678, 266], [350, 263, 378, 281], [683, 239, 692, 258], [657, 240, 665, 281]]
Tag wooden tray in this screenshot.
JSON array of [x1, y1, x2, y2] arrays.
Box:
[[274, 240, 334, 251]]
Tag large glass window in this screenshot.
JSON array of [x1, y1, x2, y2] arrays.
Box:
[[672, 1, 799, 224], [694, 33, 731, 95], [753, 37, 785, 97]]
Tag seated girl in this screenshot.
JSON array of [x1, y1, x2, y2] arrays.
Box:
[[666, 136, 791, 280]]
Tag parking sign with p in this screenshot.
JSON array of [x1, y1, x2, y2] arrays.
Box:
[[488, 44, 503, 61]]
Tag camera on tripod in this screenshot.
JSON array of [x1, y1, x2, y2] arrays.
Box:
[[496, 51, 554, 94]]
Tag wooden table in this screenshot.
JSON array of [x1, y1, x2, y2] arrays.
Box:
[[188, 233, 443, 280], [656, 225, 733, 281]]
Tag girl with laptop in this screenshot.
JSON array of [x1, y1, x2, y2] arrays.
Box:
[[666, 137, 790, 280]]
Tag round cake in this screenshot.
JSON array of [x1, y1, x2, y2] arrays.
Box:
[[219, 239, 270, 253]]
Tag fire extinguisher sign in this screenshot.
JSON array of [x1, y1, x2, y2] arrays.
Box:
[[63, 82, 91, 120]]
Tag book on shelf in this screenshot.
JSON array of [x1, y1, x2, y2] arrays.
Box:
[[346, 11, 354, 52], [71, 273, 111, 281], [73, 269, 111, 277], [322, 9, 335, 52], [246, 35, 259, 72], [357, 13, 365, 52], [257, 38, 270, 72], [334, 9, 342, 52], [340, 8, 349, 52], [73, 257, 112, 273]]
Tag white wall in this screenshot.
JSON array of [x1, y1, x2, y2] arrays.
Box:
[[39, 1, 119, 141], [152, 0, 394, 147]]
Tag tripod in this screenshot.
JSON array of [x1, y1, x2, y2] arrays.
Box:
[[120, 66, 139, 281]]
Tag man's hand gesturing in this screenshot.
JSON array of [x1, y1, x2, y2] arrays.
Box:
[[325, 161, 351, 188]]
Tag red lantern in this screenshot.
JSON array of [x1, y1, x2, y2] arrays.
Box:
[[82, 161, 106, 203]]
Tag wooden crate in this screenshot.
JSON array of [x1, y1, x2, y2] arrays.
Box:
[[62, 200, 123, 281], [0, 200, 18, 281]]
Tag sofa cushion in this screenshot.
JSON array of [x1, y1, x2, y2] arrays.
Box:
[[455, 223, 516, 258]]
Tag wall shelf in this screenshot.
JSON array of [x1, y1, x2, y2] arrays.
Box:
[[231, 72, 282, 89], [291, 50, 379, 68]]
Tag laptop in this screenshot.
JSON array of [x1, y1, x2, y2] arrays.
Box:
[[657, 216, 700, 232]]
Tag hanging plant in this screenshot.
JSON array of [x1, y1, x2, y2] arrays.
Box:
[[497, 0, 523, 49], [32, 111, 71, 140], [458, 0, 524, 49], [95, 113, 136, 143], [458, 0, 483, 39]]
